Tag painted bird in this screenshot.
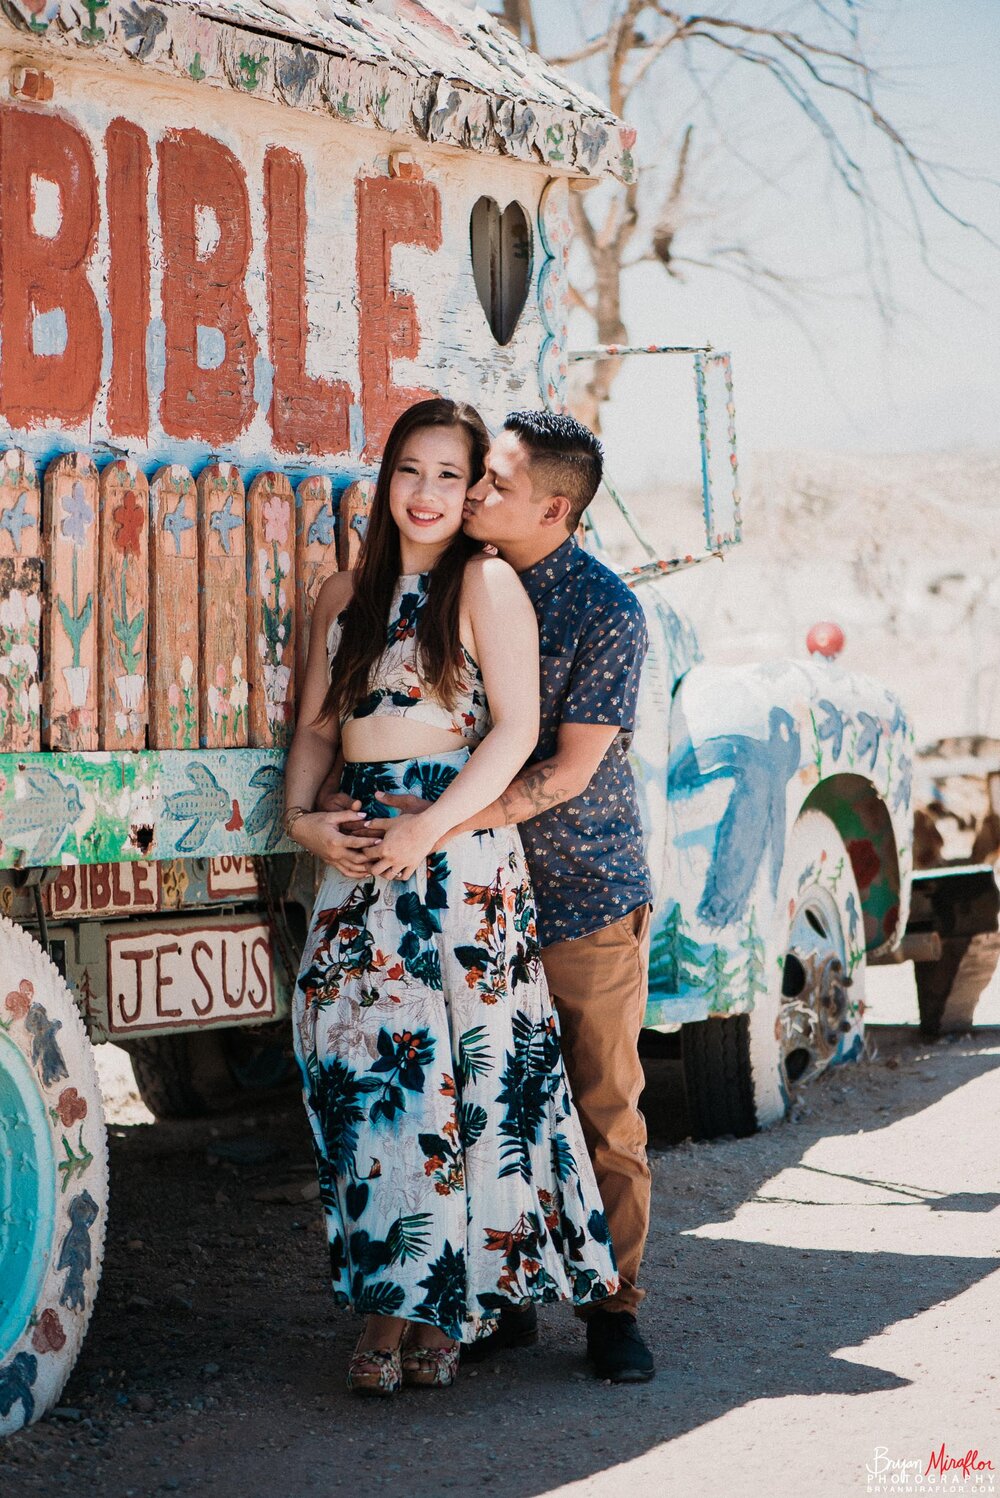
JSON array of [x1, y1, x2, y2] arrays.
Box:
[[164, 762, 237, 852], [0, 768, 84, 863], [893, 755, 913, 813], [815, 699, 849, 762], [855, 712, 882, 771]]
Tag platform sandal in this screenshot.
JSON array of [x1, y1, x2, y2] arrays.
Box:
[[401, 1330, 460, 1389], [347, 1324, 406, 1397]]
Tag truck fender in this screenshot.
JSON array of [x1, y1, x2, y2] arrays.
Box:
[[633, 656, 914, 1027]]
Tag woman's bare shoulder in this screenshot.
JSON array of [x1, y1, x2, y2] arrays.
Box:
[[462, 552, 523, 597]]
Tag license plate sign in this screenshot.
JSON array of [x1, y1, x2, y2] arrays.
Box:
[[106, 920, 275, 1034], [46, 861, 160, 917], [207, 855, 259, 898]]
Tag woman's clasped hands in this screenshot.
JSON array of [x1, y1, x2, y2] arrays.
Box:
[[367, 807, 449, 882], [296, 788, 442, 883], [287, 800, 377, 880]]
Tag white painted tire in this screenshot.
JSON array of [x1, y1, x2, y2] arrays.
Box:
[[749, 810, 867, 1128], [0, 915, 108, 1435]]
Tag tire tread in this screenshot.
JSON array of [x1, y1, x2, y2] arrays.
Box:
[[682, 1014, 756, 1140]]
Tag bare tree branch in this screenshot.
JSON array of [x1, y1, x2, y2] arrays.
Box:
[[651, 123, 694, 271], [497, 0, 999, 423], [548, 36, 608, 68]]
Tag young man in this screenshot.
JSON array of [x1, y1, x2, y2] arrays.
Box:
[[372, 411, 655, 1383]]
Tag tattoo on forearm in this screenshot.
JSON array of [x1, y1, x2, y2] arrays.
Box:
[[501, 763, 564, 823]]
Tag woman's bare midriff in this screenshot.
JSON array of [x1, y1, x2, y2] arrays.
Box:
[[341, 717, 478, 763]]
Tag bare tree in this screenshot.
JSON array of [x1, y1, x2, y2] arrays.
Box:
[[494, 2, 996, 430]]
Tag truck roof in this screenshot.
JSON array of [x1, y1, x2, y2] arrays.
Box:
[[3, 0, 634, 182]]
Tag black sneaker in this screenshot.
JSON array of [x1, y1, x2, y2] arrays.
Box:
[[585, 1310, 655, 1383], [461, 1304, 538, 1363]]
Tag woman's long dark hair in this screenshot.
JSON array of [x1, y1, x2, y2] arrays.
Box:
[[316, 398, 489, 726]]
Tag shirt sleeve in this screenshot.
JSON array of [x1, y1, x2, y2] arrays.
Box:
[[561, 596, 648, 731]]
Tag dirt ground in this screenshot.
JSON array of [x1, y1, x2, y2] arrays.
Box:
[[3, 989, 1000, 1498]]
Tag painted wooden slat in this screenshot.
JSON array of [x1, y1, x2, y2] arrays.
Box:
[[197, 462, 248, 749], [337, 476, 375, 571], [98, 459, 149, 751], [246, 471, 295, 748], [295, 474, 338, 684], [43, 451, 100, 752], [0, 748, 295, 869], [148, 464, 199, 750], [0, 448, 42, 751]]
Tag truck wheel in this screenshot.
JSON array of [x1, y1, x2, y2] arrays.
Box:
[[683, 811, 867, 1138], [126, 1022, 297, 1121], [0, 915, 108, 1434]]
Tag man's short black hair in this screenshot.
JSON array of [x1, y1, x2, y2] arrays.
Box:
[[504, 410, 604, 530]]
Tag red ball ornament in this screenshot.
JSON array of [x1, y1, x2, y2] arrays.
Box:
[[807, 621, 845, 659]]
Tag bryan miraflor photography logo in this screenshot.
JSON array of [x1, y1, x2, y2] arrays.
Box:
[[867, 1446, 995, 1494]]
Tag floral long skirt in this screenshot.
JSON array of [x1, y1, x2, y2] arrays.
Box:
[[292, 748, 619, 1342]]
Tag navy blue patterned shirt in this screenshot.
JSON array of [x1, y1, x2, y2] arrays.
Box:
[[517, 537, 652, 946]]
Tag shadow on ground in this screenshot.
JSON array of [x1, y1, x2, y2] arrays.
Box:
[[2, 1027, 999, 1498]]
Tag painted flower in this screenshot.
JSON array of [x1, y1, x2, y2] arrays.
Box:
[[5, 978, 33, 1020], [115, 710, 129, 735], [231, 653, 243, 679], [32, 1309, 66, 1355], [25, 593, 41, 625], [60, 481, 94, 546], [0, 590, 26, 630], [54, 1086, 87, 1126], [207, 684, 224, 717], [846, 838, 880, 894], [179, 655, 194, 688], [230, 678, 249, 711], [112, 489, 144, 556], [215, 663, 227, 689], [262, 496, 289, 545], [11, 642, 38, 672], [167, 682, 181, 709]]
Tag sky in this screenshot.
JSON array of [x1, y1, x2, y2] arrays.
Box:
[[521, 1, 1000, 487]]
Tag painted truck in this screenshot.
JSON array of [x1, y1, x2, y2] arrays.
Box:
[[0, 0, 990, 1437]]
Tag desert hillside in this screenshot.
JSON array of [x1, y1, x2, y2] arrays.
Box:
[[598, 448, 1000, 748]]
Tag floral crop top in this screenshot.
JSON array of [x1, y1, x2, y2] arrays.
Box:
[[326, 573, 491, 743]]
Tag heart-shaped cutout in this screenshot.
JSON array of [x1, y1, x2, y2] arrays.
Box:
[[470, 197, 532, 346]]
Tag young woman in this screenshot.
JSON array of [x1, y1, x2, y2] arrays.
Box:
[[282, 399, 617, 1395]]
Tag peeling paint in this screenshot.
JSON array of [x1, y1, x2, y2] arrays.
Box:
[[0, 95, 557, 471], [0, 1, 630, 182]]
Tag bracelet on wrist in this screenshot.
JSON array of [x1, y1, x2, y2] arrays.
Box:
[[282, 805, 308, 838]]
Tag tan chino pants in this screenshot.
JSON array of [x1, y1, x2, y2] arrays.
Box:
[[541, 903, 651, 1315]]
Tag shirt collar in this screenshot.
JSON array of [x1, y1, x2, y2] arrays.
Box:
[[518, 536, 584, 605]]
